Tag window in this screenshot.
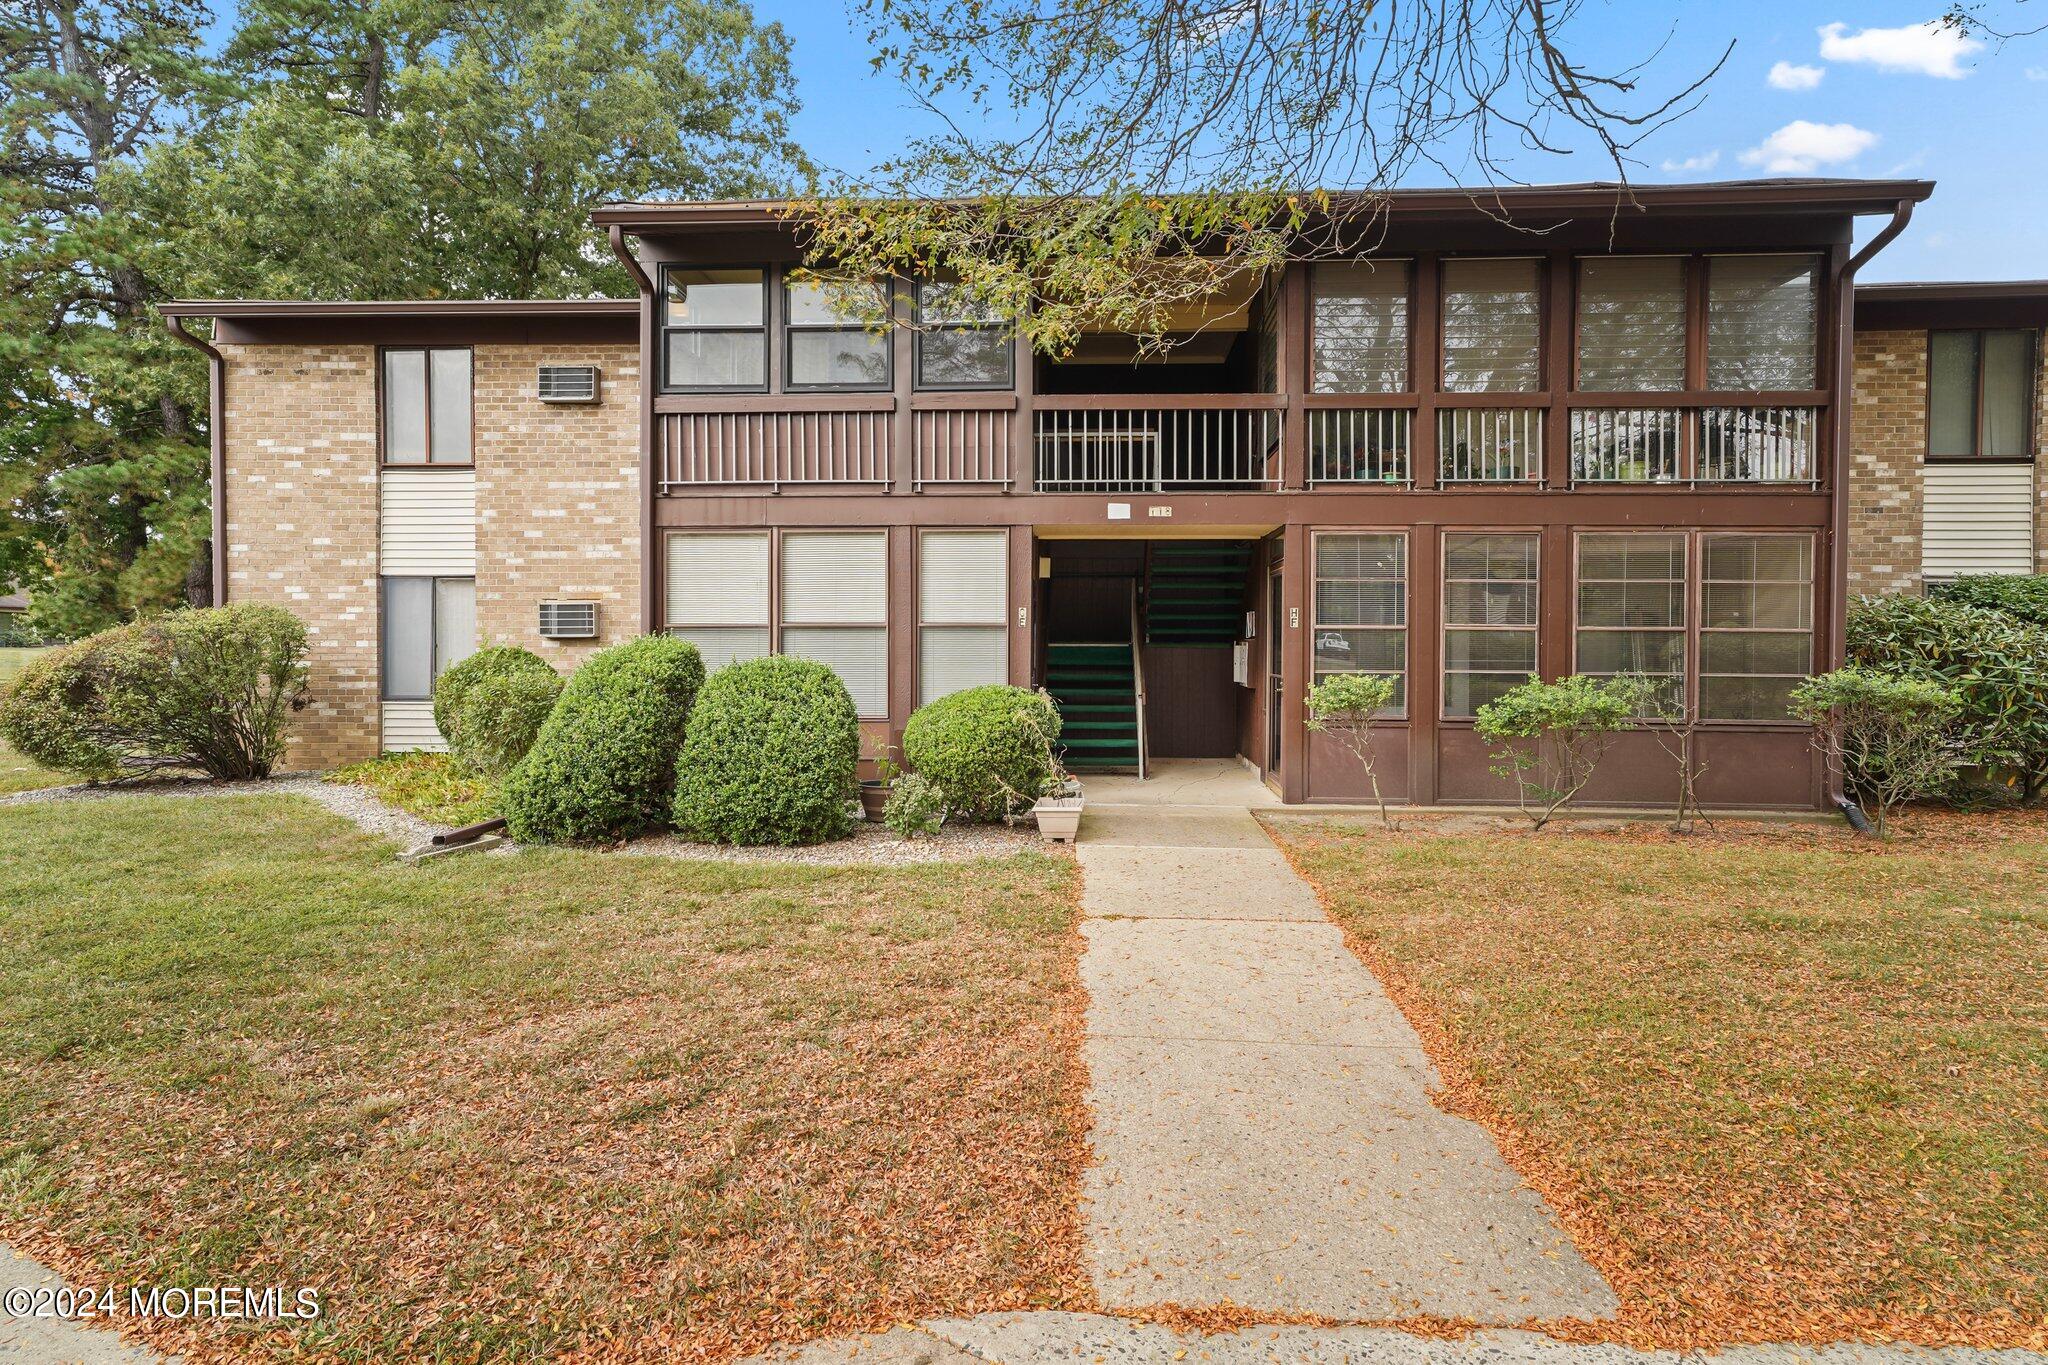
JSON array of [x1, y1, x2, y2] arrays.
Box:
[[1706, 255, 1818, 390], [663, 267, 767, 391], [381, 348, 471, 464], [785, 276, 890, 390], [1576, 257, 1685, 391], [919, 530, 1008, 703], [1575, 533, 1686, 709], [782, 531, 888, 716], [1701, 534, 1812, 721], [1930, 329, 2036, 459], [381, 576, 475, 700], [915, 282, 1012, 389], [666, 531, 771, 669], [1441, 259, 1541, 393], [1442, 533, 1538, 717], [1312, 533, 1406, 711], [1311, 261, 1410, 393]]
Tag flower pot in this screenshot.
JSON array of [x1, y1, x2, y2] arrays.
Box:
[[858, 780, 892, 823], [1032, 795, 1085, 844]]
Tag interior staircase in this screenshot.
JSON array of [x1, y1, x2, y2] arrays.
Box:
[[1045, 641, 1141, 771], [1144, 541, 1251, 646]]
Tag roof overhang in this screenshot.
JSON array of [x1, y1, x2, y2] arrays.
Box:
[[159, 298, 637, 319], [1855, 280, 2048, 330], [160, 297, 641, 346]]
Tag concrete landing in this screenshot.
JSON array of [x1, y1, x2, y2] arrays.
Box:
[[1073, 804, 1615, 1322]]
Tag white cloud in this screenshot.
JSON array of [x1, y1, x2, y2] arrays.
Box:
[[1769, 61, 1826, 90], [1660, 150, 1722, 174], [1817, 20, 1981, 79], [1739, 120, 1880, 173], [2027, 66, 2048, 81]]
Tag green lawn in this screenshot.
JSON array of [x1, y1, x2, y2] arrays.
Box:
[[0, 794, 1088, 1362], [1267, 810, 2048, 1348], [0, 646, 69, 795]]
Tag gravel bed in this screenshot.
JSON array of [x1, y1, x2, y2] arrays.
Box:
[[622, 819, 1055, 866]]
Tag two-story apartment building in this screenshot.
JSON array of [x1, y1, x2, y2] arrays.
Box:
[[162, 177, 1937, 811]]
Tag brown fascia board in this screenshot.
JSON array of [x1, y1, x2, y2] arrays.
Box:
[[158, 298, 638, 319], [1855, 279, 2048, 330], [591, 179, 1936, 231]]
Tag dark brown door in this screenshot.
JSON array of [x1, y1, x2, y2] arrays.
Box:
[[1266, 568, 1284, 775]]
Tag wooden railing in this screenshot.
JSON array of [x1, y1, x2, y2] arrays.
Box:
[[1307, 408, 1411, 486], [1033, 396, 1284, 492], [1569, 404, 1820, 486], [913, 406, 1014, 490], [1438, 406, 1545, 483], [658, 408, 890, 491]]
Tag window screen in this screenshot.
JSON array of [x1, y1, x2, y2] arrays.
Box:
[[666, 531, 771, 669], [1576, 533, 1686, 710], [1577, 257, 1685, 391], [1931, 329, 2035, 460], [786, 277, 890, 390], [1700, 534, 1812, 721], [1706, 255, 1818, 390], [663, 268, 766, 391], [919, 530, 1008, 703], [382, 348, 471, 464], [1442, 533, 1538, 717], [1311, 262, 1410, 393], [1442, 259, 1541, 393], [381, 575, 475, 700], [782, 531, 888, 715], [1312, 533, 1407, 711], [916, 282, 1012, 389]]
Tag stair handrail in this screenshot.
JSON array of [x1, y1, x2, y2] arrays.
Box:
[[1128, 580, 1149, 781]]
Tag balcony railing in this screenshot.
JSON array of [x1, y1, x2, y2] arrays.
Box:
[[1308, 408, 1411, 486], [1568, 405, 1819, 486], [1570, 408, 1684, 484], [1700, 406, 1819, 483], [1033, 399, 1283, 492], [1438, 407, 1543, 483], [913, 407, 1014, 490], [659, 409, 891, 491]]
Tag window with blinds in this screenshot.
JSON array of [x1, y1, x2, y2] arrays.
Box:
[[1576, 257, 1686, 391], [1930, 329, 2036, 460], [1311, 262, 1411, 394], [382, 348, 472, 464], [1701, 534, 1812, 721], [665, 531, 771, 670], [1442, 259, 1541, 393], [1575, 533, 1686, 710], [1442, 534, 1538, 718], [381, 575, 475, 700], [781, 531, 888, 716], [1313, 532, 1407, 712], [1706, 255, 1819, 390], [919, 530, 1009, 704]]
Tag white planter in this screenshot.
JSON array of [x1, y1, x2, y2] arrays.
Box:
[[1032, 795, 1085, 844]]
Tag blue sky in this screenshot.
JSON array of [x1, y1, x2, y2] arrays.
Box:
[[759, 0, 2047, 282]]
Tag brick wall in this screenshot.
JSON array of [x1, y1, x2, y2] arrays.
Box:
[[221, 343, 381, 770], [1847, 328, 1927, 597]]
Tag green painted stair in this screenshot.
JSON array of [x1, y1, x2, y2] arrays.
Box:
[[1045, 641, 1141, 771], [1145, 541, 1252, 646]]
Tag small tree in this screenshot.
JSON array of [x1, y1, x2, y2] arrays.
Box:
[[1614, 672, 1710, 834], [1474, 675, 1640, 830], [1790, 667, 1962, 839], [1305, 672, 1399, 829]]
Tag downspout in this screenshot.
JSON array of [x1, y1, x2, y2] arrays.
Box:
[[1827, 197, 1916, 826], [610, 225, 659, 634], [166, 313, 227, 606]]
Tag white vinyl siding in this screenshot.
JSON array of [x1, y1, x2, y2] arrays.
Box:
[[781, 531, 888, 716], [666, 531, 772, 669], [1924, 463, 2037, 578], [919, 530, 1008, 704], [380, 700, 446, 753], [379, 468, 477, 575]]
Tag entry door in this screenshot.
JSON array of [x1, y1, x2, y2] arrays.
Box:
[[1266, 568, 1284, 774]]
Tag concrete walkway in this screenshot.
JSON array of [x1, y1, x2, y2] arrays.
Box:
[[1, 1244, 169, 1364], [1073, 797, 1615, 1321]]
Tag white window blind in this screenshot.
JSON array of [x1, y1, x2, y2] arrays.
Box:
[[782, 531, 887, 716], [1577, 257, 1685, 391], [667, 532, 771, 670], [434, 578, 476, 676], [920, 630, 1007, 705], [920, 530, 1008, 703], [1311, 262, 1410, 394], [1442, 259, 1542, 393], [1707, 255, 1818, 390]]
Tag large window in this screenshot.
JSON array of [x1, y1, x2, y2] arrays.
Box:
[[1312, 532, 1407, 711], [919, 530, 1009, 703], [381, 576, 475, 700], [1706, 255, 1818, 390], [1701, 534, 1813, 721], [915, 282, 1012, 389], [1442, 533, 1538, 717], [663, 268, 767, 391], [1576, 257, 1685, 391], [785, 276, 890, 391], [381, 348, 471, 464], [782, 531, 888, 716], [665, 531, 771, 670], [1311, 261, 1410, 393], [1575, 533, 1686, 708], [1930, 329, 2036, 460], [1441, 259, 1541, 393]]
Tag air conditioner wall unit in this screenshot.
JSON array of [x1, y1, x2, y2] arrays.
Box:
[[538, 600, 599, 639], [536, 364, 600, 404]]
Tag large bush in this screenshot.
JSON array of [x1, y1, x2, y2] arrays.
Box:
[[1931, 573, 2048, 628], [1792, 666, 1962, 837], [1474, 674, 1642, 829], [901, 685, 1060, 822], [1848, 593, 2048, 801], [433, 646, 563, 779], [501, 635, 704, 844], [672, 656, 859, 846], [0, 604, 309, 781]]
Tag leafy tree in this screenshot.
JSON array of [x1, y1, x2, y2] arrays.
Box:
[[1304, 671, 1399, 829], [1791, 667, 1963, 839], [1474, 674, 1640, 830]]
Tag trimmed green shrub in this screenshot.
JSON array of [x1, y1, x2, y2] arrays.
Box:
[[501, 635, 704, 844], [1931, 573, 2048, 627], [883, 773, 947, 838], [672, 656, 859, 846], [1791, 666, 1962, 837], [1848, 593, 2048, 801], [1305, 671, 1400, 828], [1474, 674, 1643, 829], [0, 605, 309, 781], [901, 685, 1061, 822], [433, 646, 563, 778]]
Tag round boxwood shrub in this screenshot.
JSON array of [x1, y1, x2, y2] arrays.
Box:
[[501, 635, 704, 844], [433, 646, 563, 778], [672, 656, 859, 846], [901, 684, 1060, 822], [433, 646, 556, 745]]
